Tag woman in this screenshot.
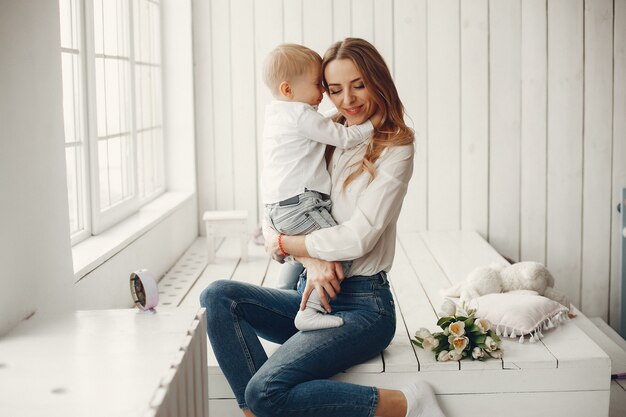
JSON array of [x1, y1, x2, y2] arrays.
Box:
[[200, 38, 445, 417]]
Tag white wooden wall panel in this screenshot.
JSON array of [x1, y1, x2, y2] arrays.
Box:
[[427, 0, 461, 231], [303, 0, 332, 57], [374, 0, 394, 75], [460, 0, 488, 238], [211, 0, 234, 209], [611, 0, 626, 331], [231, 0, 258, 231], [351, 0, 374, 43], [193, 0, 625, 326], [254, 0, 283, 215], [333, 0, 352, 41], [489, 0, 521, 260], [520, 0, 547, 264], [547, 0, 584, 307], [581, 0, 614, 320], [283, 0, 303, 44], [192, 0, 216, 223], [394, 0, 427, 231]]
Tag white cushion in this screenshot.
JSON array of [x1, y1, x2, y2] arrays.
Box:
[[467, 290, 570, 343]]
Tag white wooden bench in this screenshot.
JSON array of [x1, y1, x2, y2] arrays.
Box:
[[0, 307, 208, 417], [167, 231, 613, 417]]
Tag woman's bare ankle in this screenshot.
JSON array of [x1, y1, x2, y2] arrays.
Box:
[[374, 388, 407, 417]]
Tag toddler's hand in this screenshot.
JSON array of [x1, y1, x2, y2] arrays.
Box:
[[262, 221, 284, 263]]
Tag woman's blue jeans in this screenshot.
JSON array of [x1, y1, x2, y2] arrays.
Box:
[[199, 272, 396, 417]]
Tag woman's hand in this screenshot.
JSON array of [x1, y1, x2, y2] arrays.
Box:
[[262, 221, 284, 263], [298, 257, 344, 312]]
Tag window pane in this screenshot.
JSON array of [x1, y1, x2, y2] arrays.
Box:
[[102, 0, 119, 55], [119, 59, 131, 132], [137, 131, 144, 197], [154, 127, 164, 188], [93, 0, 104, 54], [153, 66, 162, 125], [65, 147, 79, 234], [98, 140, 110, 209], [122, 134, 134, 198], [138, 130, 154, 198], [107, 136, 123, 205], [59, 0, 73, 48], [137, 127, 163, 199], [104, 59, 121, 135], [150, 1, 160, 64], [135, 64, 150, 130], [119, 0, 130, 57], [73, 54, 85, 143], [95, 57, 107, 137], [61, 53, 77, 143]]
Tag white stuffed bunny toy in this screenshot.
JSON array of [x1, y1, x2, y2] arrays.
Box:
[[442, 261, 570, 308]]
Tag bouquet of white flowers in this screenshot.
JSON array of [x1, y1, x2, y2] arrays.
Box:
[[412, 300, 503, 361]]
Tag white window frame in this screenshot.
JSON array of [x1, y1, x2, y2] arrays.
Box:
[[60, 0, 165, 242], [61, 0, 92, 245]]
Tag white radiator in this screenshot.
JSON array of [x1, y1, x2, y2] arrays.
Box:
[[148, 311, 209, 417]]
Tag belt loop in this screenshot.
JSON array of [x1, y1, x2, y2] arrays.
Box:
[[379, 271, 388, 285]]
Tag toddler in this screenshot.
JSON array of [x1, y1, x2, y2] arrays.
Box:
[[262, 43, 375, 331]]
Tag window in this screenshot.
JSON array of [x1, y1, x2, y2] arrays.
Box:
[[59, 0, 164, 244]]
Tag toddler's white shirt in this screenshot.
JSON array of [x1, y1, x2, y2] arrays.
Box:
[[261, 101, 373, 204]]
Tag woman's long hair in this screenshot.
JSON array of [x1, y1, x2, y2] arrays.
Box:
[[321, 38, 414, 189]]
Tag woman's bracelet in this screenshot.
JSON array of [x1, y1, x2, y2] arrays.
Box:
[[277, 233, 289, 257]]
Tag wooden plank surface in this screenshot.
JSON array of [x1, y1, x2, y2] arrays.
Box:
[[520, 0, 547, 263], [373, 0, 394, 75], [546, 0, 584, 307], [210, 0, 234, 210], [191, 0, 216, 219], [460, 0, 489, 237], [231, 0, 259, 231], [283, 0, 303, 44], [394, 0, 427, 231], [394, 234, 460, 371], [303, 0, 332, 56], [427, 0, 461, 230], [351, 0, 374, 42], [488, 0, 521, 260], [332, 0, 352, 41], [418, 230, 507, 283], [253, 0, 282, 215], [581, 0, 614, 320], [575, 314, 626, 375]]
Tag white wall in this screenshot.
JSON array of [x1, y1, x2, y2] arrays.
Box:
[[0, 0, 74, 336], [163, 0, 197, 194], [193, 0, 626, 329]]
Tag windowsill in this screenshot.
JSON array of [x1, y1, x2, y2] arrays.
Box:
[[72, 190, 195, 281]]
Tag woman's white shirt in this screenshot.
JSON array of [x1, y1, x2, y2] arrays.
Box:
[[305, 137, 415, 276]]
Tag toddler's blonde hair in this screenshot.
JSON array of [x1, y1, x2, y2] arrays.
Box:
[[263, 44, 322, 96]]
